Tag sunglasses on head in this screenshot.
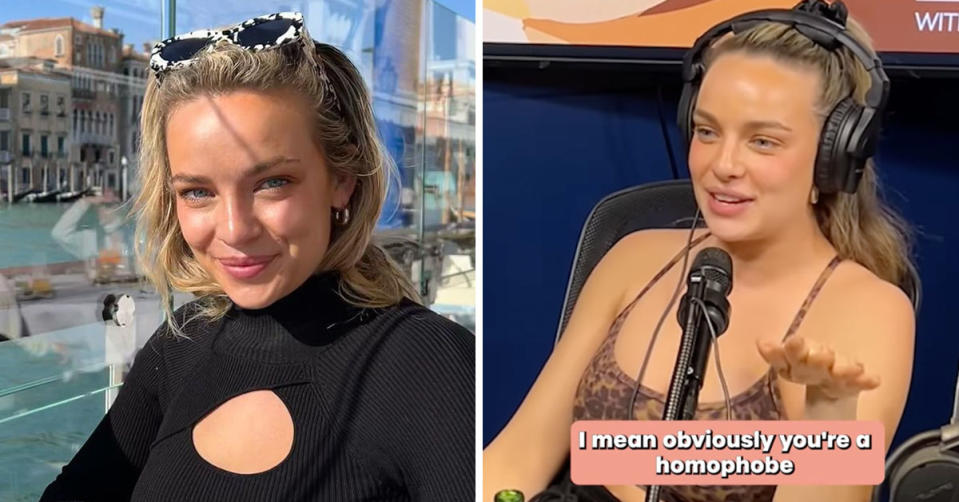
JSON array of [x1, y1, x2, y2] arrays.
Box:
[[149, 12, 340, 111]]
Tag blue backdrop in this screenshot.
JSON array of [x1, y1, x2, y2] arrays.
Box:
[[482, 65, 959, 458]]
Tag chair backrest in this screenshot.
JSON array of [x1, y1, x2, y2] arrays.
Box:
[[555, 180, 919, 344], [555, 180, 700, 343]]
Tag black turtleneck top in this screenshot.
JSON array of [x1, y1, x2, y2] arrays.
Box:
[[39, 273, 474, 501]]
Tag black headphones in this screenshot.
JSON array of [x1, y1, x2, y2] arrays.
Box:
[[677, 0, 890, 194]]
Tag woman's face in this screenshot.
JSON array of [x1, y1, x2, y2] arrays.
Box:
[[688, 51, 823, 244], [166, 88, 355, 309]]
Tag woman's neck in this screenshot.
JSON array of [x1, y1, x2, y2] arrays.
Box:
[[712, 214, 836, 289]]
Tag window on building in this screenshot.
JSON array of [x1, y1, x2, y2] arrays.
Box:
[[55, 35, 64, 57], [56, 96, 65, 116], [40, 95, 49, 115], [21, 167, 29, 184], [0, 131, 9, 151], [21, 133, 29, 155], [57, 136, 64, 155], [109, 151, 114, 165], [0, 89, 8, 108], [22, 92, 30, 113], [40, 135, 48, 157]]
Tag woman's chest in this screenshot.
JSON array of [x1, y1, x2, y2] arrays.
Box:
[[132, 352, 404, 501]]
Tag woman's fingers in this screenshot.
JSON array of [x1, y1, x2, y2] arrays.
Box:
[[757, 337, 881, 397], [757, 339, 790, 375]]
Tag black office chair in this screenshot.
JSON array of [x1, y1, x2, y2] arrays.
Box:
[[554, 179, 920, 344]]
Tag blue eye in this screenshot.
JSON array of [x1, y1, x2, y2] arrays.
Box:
[[259, 178, 289, 190], [751, 137, 777, 149], [694, 127, 716, 140], [180, 188, 212, 200]]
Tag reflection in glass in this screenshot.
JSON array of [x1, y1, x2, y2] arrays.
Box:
[[175, 0, 476, 326], [0, 2, 161, 499]]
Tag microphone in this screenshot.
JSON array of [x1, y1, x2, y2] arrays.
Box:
[[646, 248, 733, 502], [665, 247, 733, 421]]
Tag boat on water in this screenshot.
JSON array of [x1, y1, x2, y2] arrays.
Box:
[[12, 189, 39, 203], [30, 190, 63, 203], [55, 189, 92, 203]]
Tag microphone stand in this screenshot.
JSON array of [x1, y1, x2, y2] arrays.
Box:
[[645, 277, 707, 502]]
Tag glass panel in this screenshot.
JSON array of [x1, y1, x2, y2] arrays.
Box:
[[421, 1, 475, 330], [0, 1, 162, 499], [174, 0, 476, 329]]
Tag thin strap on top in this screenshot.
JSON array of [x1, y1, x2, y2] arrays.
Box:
[[611, 231, 712, 328], [781, 255, 843, 341]]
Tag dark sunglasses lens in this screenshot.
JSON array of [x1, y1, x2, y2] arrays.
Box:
[[159, 38, 210, 62], [235, 19, 296, 47]]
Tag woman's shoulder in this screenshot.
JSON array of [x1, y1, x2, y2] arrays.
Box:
[[142, 299, 223, 357], [601, 227, 705, 270], [806, 259, 915, 348], [591, 228, 705, 306], [827, 261, 914, 318], [371, 299, 474, 349], [356, 300, 473, 369]]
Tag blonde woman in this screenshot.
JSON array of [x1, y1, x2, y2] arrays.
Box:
[[41, 12, 473, 501], [485, 2, 914, 501]]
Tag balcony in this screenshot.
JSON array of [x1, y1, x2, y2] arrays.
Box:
[[72, 88, 95, 100], [74, 132, 113, 146]]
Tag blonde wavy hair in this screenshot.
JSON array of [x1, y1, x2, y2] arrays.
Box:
[[703, 17, 916, 292], [133, 36, 420, 335]]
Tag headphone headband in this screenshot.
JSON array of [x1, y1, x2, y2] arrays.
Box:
[[682, 9, 889, 110]]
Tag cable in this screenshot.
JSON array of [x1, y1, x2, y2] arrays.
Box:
[[626, 209, 701, 421], [690, 296, 733, 421]]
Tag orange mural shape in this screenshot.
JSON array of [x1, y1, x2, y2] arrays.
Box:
[[508, 0, 959, 54], [522, 0, 796, 46]]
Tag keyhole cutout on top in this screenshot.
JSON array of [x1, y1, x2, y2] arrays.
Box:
[[191, 389, 294, 474]]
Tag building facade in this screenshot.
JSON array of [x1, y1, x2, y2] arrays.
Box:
[[0, 60, 72, 199], [0, 6, 147, 200]]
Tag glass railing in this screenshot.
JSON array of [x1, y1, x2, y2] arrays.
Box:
[[0, 322, 120, 501]]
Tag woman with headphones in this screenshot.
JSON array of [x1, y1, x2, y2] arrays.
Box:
[[484, 1, 915, 501]]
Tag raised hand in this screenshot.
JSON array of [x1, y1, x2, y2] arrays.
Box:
[[757, 336, 880, 400]]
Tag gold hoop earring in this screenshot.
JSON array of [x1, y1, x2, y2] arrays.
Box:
[[810, 187, 819, 205], [333, 207, 351, 226]]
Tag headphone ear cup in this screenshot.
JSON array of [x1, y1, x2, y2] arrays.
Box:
[[677, 82, 698, 146], [815, 98, 860, 194]]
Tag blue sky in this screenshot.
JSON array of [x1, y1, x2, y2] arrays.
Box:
[[437, 0, 474, 22], [3, 1, 164, 50], [2, 0, 474, 50]]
